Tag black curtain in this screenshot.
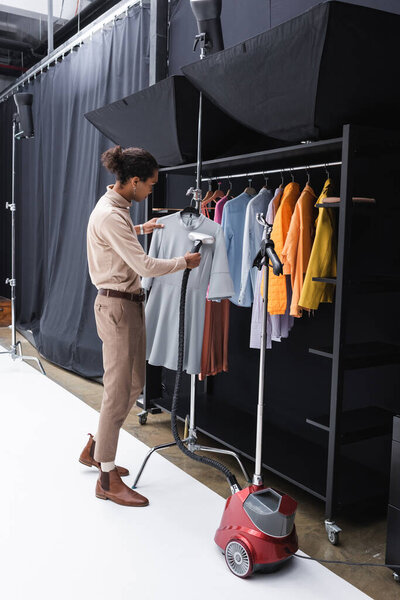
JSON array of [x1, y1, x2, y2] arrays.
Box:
[[0, 4, 150, 377]]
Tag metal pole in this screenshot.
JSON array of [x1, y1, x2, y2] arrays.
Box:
[[188, 374, 197, 446], [253, 260, 268, 485], [196, 91, 203, 192], [10, 119, 16, 349], [324, 125, 354, 542], [188, 40, 206, 440], [47, 0, 54, 55], [0, 113, 46, 375], [201, 162, 343, 183]]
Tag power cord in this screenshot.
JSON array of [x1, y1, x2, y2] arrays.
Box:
[[293, 552, 400, 569], [170, 256, 240, 492]]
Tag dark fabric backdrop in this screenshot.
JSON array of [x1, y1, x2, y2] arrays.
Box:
[[168, 0, 400, 76], [0, 4, 149, 377]]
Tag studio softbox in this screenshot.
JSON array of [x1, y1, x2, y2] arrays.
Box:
[[14, 93, 34, 138], [85, 75, 278, 167], [182, 1, 400, 143]]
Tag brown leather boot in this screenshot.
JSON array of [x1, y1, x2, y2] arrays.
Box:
[[96, 468, 149, 507], [79, 433, 129, 477]]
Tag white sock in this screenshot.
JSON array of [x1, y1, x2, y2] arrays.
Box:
[[101, 461, 115, 472]]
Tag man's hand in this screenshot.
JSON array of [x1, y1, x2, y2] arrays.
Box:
[[184, 251, 201, 269], [138, 218, 164, 235]]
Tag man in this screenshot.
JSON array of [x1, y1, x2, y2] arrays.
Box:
[[80, 145, 201, 507]]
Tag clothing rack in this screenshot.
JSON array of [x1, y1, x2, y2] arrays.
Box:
[[201, 161, 342, 183], [144, 126, 400, 544], [153, 161, 342, 212]]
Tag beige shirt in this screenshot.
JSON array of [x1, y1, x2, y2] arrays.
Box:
[[87, 185, 187, 293]]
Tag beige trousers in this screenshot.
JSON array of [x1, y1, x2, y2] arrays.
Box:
[[93, 293, 146, 463]]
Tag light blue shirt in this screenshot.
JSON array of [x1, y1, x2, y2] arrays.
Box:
[[142, 211, 234, 374], [239, 187, 274, 304], [221, 191, 254, 307]]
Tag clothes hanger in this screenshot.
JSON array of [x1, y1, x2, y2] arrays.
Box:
[[306, 167, 311, 185], [200, 180, 221, 218], [280, 170, 285, 188], [226, 176, 233, 198], [244, 175, 257, 196], [290, 169, 295, 182], [181, 186, 200, 216], [202, 179, 214, 205], [211, 181, 226, 202], [181, 203, 200, 216], [262, 171, 270, 190], [324, 164, 330, 180], [204, 187, 224, 219]]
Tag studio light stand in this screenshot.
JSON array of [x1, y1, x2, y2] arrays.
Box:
[[0, 94, 46, 376], [132, 0, 252, 489]]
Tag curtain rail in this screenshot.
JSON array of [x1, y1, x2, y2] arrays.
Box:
[[201, 161, 342, 182], [0, 0, 147, 103]]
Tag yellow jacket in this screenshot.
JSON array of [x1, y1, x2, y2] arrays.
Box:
[[298, 179, 336, 311]]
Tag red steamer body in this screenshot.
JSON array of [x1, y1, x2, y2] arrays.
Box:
[[215, 484, 298, 578]]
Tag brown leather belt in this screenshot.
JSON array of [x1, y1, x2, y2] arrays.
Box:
[[98, 288, 145, 303]]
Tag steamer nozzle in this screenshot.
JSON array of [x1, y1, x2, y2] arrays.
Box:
[[188, 231, 215, 253]]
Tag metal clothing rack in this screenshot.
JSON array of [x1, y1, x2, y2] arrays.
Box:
[[201, 161, 342, 183], [143, 125, 400, 544], [151, 161, 342, 213]]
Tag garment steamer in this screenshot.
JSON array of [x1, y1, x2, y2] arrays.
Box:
[[170, 215, 299, 578]]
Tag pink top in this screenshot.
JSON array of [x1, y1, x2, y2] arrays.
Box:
[[214, 195, 229, 224]]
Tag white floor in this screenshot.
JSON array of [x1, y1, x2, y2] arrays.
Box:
[[0, 346, 371, 600]]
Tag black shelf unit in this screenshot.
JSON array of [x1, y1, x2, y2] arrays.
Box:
[[306, 406, 394, 444], [309, 342, 400, 369], [312, 276, 400, 293], [151, 394, 388, 508], [145, 123, 400, 535]]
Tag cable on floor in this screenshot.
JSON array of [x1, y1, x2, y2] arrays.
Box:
[[293, 552, 400, 569]]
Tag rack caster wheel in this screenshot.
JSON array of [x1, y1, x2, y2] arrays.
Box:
[[393, 572, 400, 583], [225, 539, 253, 578], [138, 411, 148, 425], [328, 530, 339, 545], [325, 520, 341, 545]]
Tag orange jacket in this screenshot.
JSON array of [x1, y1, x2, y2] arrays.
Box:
[[281, 184, 317, 317], [265, 182, 300, 314]]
